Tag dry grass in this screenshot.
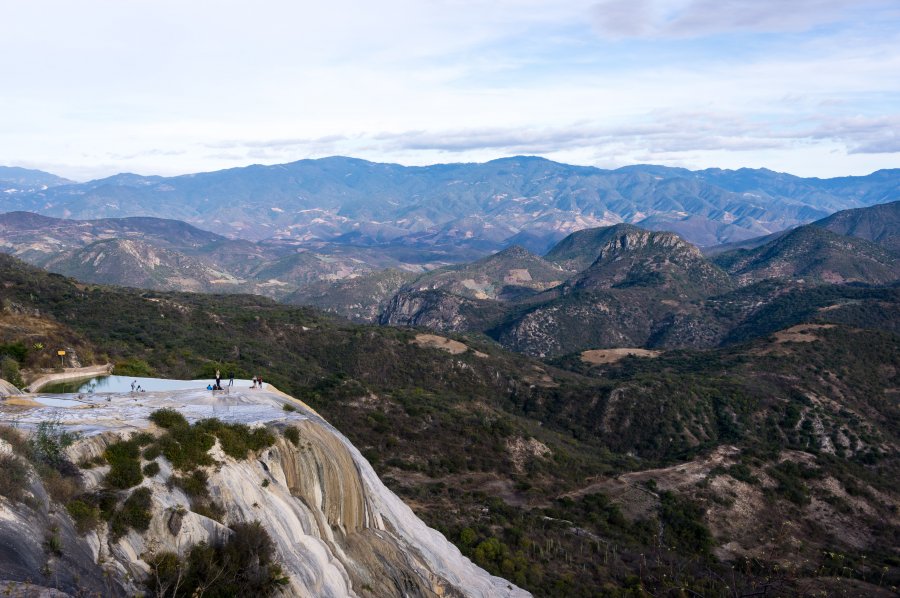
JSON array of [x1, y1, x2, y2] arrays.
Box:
[[411, 334, 469, 355], [772, 324, 835, 344], [0, 425, 29, 455], [581, 348, 662, 365]]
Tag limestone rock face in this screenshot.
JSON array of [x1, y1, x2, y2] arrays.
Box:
[[0, 387, 529, 597]]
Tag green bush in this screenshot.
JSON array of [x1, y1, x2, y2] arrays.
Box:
[[1, 356, 24, 389], [104, 439, 143, 489], [66, 499, 100, 533], [113, 358, 154, 377], [0, 454, 29, 502], [145, 521, 287, 597], [0, 341, 27, 363], [28, 419, 79, 468], [192, 501, 225, 523], [659, 491, 713, 557], [157, 426, 215, 471], [110, 487, 153, 539], [284, 426, 300, 446], [142, 461, 160, 477], [149, 409, 188, 430], [171, 469, 210, 499], [193, 419, 275, 460]]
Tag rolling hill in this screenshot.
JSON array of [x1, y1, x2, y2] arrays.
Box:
[[0, 252, 897, 596], [712, 225, 900, 287]]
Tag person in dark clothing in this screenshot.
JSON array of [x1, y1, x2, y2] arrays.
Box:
[[227, 372, 234, 388]]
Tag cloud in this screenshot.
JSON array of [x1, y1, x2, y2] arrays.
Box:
[[806, 115, 900, 154], [591, 0, 895, 38], [369, 114, 790, 156]]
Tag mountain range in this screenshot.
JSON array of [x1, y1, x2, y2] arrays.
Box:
[[0, 211, 457, 298], [317, 202, 900, 357], [3, 157, 899, 250]]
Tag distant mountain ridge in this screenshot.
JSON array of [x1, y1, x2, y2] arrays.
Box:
[[712, 225, 899, 287], [0, 166, 72, 193], [0, 212, 451, 298], [4, 157, 898, 250]]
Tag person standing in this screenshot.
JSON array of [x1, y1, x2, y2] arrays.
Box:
[[215, 369, 221, 390], [227, 372, 234, 388]]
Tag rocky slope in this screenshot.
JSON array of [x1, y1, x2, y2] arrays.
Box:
[[396, 245, 571, 302], [0, 386, 528, 597], [813, 199, 900, 251], [712, 225, 900, 287], [378, 224, 736, 356], [0, 212, 452, 299]]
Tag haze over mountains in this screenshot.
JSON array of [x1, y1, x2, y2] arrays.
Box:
[[3, 157, 899, 251], [1, 158, 898, 360], [1, 158, 899, 596]]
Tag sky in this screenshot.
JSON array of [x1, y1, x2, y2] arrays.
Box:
[[1, 0, 899, 181]]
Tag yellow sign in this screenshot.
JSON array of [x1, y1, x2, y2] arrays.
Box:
[[57, 350, 66, 356]]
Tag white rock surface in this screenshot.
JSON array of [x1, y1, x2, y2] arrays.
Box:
[[0, 386, 530, 597]]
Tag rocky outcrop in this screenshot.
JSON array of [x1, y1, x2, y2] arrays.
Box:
[[0, 386, 529, 597], [379, 289, 508, 333]]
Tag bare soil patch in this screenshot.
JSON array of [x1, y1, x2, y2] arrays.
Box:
[[581, 348, 661, 365], [412, 334, 468, 355], [772, 324, 835, 344]]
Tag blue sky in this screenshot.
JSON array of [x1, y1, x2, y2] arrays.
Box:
[[1, 0, 898, 180]]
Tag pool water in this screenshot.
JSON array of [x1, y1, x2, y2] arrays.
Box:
[[42, 375, 257, 394], [34, 396, 89, 407]]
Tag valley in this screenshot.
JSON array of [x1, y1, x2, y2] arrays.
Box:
[[0, 248, 897, 595]]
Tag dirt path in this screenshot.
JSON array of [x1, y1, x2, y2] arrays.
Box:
[[25, 364, 113, 392]]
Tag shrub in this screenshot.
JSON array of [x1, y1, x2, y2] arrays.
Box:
[[727, 463, 759, 484], [28, 419, 79, 468], [67, 499, 100, 533], [171, 469, 210, 499], [146, 521, 287, 597], [110, 487, 153, 539], [0, 454, 29, 502], [284, 426, 300, 446], [149, 409, 188, 430], [0, 425, 28, 455], [282, 403, 296, 412], [77, 455, 106, 469], [41, 468, 80, 503], [104, 440, 143, 489], [659, 491, 713, 557], [143, 445, 161, 461], [142, 461, 160, 477], [1, 356, 24, 389], [44, 531, 63, 556], [113, 358, 154, 377], [157, 427, 215, 471], [192, 501, 225, 523]]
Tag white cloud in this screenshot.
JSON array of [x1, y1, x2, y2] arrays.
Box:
[[591, 0, 897, 38], [0, 0, 897, 179]]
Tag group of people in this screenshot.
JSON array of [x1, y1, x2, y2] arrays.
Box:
[[130, 380, 145, 392], [207, 369, 234, 391], [205, 370, 264, 391]]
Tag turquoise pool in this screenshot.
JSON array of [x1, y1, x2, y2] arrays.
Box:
[[42, 375, 257, 394]]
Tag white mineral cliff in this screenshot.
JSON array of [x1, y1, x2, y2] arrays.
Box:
[[0, 385, 530, 597]]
